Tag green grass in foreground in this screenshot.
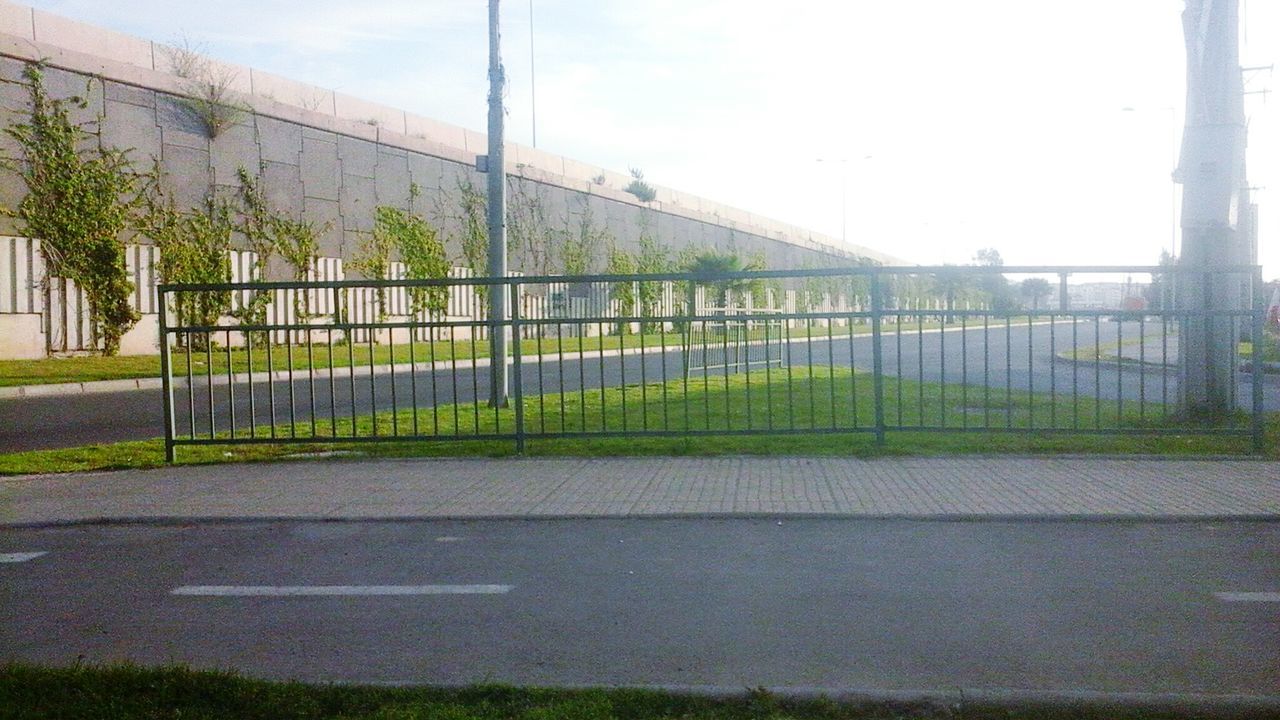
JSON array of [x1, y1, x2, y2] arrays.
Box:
[[2, 368, 1272, 476], [0, 663, 1255, 720]]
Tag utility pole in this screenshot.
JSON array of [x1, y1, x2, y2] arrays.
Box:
[[1175, 0, 1249, 416], [486, 0, 509, 407], [529, 0, 537, 147]]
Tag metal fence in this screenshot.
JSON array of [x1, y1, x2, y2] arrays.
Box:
[[157, 265, 1271, 460]]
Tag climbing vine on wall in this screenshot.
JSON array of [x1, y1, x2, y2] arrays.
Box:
[[563, 202, 609, 276], [235, 165, 327, 321], [137, 173, 233, 347], [351, 185, 450, 319], [1, 63, 141, 355]]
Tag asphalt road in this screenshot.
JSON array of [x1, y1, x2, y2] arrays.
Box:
[[2, 320, 1274, 451], [2, 518, 1277, 695]]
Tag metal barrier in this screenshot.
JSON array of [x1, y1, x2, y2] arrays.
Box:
[[157, 265, 1270, 461]]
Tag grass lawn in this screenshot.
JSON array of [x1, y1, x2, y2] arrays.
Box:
[[1, 315, 1029, 388], [0, 323, 884, 388], [0, 663, 1257, 720], [3, 367, 1270, 476]]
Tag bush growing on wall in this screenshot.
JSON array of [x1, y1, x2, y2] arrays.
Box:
[[624, 167, 656, 203], [1, 63, 140, 355]]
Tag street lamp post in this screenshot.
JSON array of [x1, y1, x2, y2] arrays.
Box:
[[486, 0, 508, 408]]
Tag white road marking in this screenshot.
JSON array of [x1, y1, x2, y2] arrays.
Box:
[[170, 584, 511, 596], [434, 536, 463, 542], [1214, 592, 1280, 603], [0, 552, 47, 563]]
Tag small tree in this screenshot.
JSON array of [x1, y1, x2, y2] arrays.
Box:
[[1019, 277, 1054, 311]]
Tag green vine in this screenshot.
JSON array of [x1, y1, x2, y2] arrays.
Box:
[[235, 165, 327, 322], [506, 178, 560, 275], [137, 173, 233, 348], [1, 63, 140, 355], [351, 187, 450, 320], [635, 224, 672, 333], [563, 202, 609, 276], [436, 173, 489, 311], [605, 244, 637, 335]]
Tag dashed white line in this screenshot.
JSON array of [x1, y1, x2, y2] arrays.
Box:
[[170, 584, 511, 596], [0, 552, 47, 563], [1214, 592, 1280, 603]]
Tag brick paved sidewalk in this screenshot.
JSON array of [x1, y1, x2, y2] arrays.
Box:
[[3, 456, 1278, 525]]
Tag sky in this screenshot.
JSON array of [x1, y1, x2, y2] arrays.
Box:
[[19, 0, 1278, 277]]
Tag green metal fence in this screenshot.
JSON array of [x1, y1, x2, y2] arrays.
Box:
[[157, 265, 1270, 461]]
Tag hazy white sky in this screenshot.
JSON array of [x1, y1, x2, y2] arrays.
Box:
[[21, 1, 1278, 275]]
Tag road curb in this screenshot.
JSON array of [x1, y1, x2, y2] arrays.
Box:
[[487, 684, 1280, 717], [6, 512, 1279, 529]]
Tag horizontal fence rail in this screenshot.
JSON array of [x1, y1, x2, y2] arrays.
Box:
[[157, 265, 1271, 460]]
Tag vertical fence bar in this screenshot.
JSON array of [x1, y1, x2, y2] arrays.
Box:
[[511, 279, 525, 452], [871, 274, 886, 445], [246, 330, 256, 438], [158, 287, 176, 463], [1253, 273, 1266, 453]]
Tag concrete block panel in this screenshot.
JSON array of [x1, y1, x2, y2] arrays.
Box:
[[462, 129, 487, 155], [512, 143, 564, 176], [404, 113, 467, 150], [38, 65, 102, 127], [300, 135, 340, 201], [0, 72, 29, 116], [159, 143, 211, 210], [333, 91, 405, 134], [101, 100, 161, 163], [0, 314, 44, 360], [0, 53, 29, 83], [301, 126, 336, 142], [561, 157, 603, 185], [249, 68, 333, 114], [303, 197, 343, 257], [338, 174, 375, 232], [336, 135, 377, 179], [209, 121, 261, 187], [259, 161, 304, 219], [156, 93, 211, 145], [103, 79, 154, 109], [257, 115, 302, 165], [118, 314, 158, 356], [32, 9, 153, 69], [0, 2, 34, 40], [374, 149, 411, 208], [407, 153, 446, 195]]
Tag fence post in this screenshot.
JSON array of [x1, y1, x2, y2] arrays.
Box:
[[1252, 269, 1265, 454], [510, 278, 525, 453], [871, 272, 886, 446], [157, 285, 176, 463]]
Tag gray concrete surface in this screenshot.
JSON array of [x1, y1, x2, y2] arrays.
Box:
[[2, 518, 1277, 697], [3, 456, 1278, 526]]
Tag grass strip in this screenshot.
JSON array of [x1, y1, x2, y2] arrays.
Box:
[[1, 317, 1006, 387], [0, 663, 1266, 720], [3, 369, 1272, 476]]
